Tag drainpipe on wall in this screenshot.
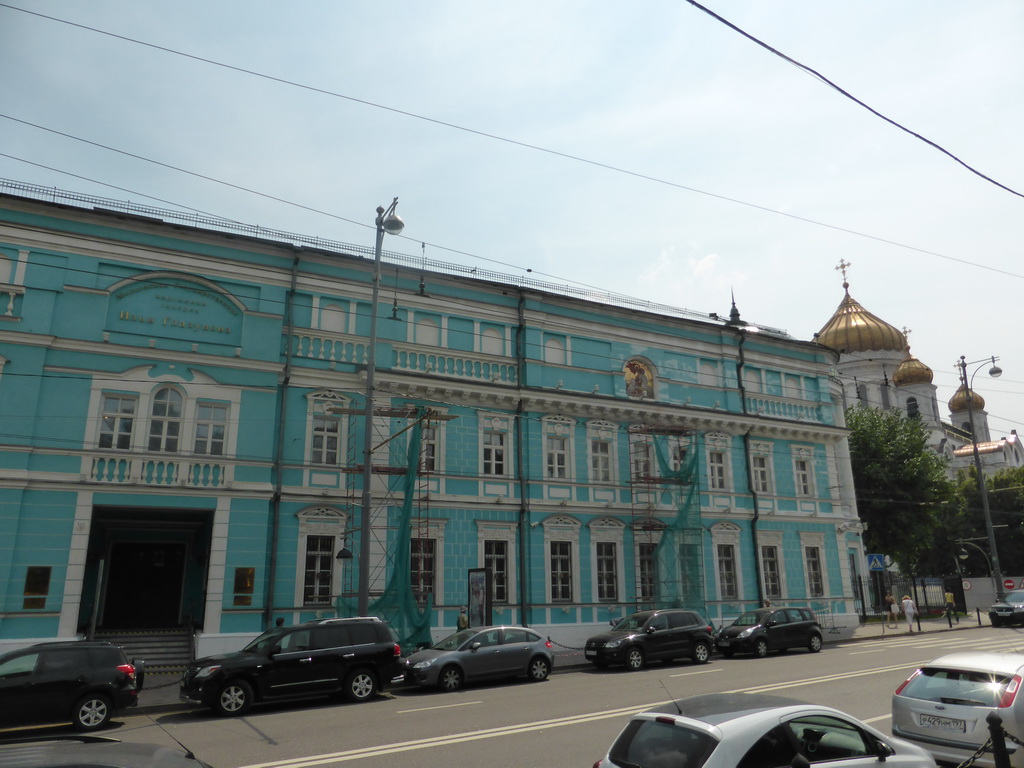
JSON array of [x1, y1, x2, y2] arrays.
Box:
[[515, 289, 531, 627], [265, 251, 301, 628]]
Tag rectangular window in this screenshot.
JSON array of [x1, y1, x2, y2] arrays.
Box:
[[233, 567, 255, 607], [99, 395, 136, 450], [631, 439, 652, 480], [302, 536, 334, 606], [421, 425, 437, 473], [708, 451, 727, 490], [638, 542, 657, 601], [671, 444, 687, 473], [484, 540, 508, 603], [546, 435, 568, 479], [761, 545, 781, 599], [805, 546, 824, 597], [596, 542, 617, 601], [794, 459, 813, 497], [411, 538, 436, 606], [483, 430, 506, 476], [311, 414, 340, 465], [23, 566, 51, 610], [550, 541, 573, 602], [194, 402, 228, 456], [717, 544, 737, 599], [591, 439, 612, 482], [751, 456, 771, 493]]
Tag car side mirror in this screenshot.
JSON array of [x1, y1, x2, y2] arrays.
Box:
[[646, 626, 657, 634], [470, 642, 481, 651], [790, 755, 811, 768], [765, 619, 777, 627], [609, 619, 616, 626], [874, 739, 895, 760]]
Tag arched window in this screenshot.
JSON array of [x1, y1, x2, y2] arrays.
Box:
[[544, 336, 566, 365], [148, 388, 183, 452]]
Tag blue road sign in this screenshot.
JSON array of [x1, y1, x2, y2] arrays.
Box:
[[867, 554, 885, 571]]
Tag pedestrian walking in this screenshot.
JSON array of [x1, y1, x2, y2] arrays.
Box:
[[884, 593, 898, 628], [457, 605, 469, 630], [944, 589, 959, 623], [901, 595, 917, 633]]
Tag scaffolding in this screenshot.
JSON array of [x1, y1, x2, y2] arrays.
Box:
[[628, 425, 706, 615]]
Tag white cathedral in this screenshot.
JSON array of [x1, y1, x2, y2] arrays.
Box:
[[814, 266, 1021, 476]]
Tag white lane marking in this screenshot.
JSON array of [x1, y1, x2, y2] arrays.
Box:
[[396, 700, 483, 714], [863, 714, 892, 724], [669, 668, 724, 678]]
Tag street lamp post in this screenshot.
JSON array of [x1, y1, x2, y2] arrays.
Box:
[[358, 199, 404, 616], [956, 354, 1003, 600]]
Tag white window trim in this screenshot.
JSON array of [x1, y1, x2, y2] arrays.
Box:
[[293, 506, 349, 608], [757, 530, 786, 599], [479, 413, 514, 478], [411, 518, 447, 605], [589, 517, 625, 603], [800, 531, 827, 598], [476, 521, 517, 605], [306, 391, 350, 467], [542, 515, 581, 604], [632, 520, 665, 603], [792, 446, 817, 498], [711, 522, 743, 600], [416, 409, 447, 474], [706, 433, 732, 492], [749, 441, 774, 495], [543, 415, 576, 482]]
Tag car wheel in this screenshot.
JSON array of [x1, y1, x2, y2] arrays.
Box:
[[692, 641, 711, 664], [71, 693, 112, 731], [625, 647, 646, 671], [438, 665, 464, 692], [808, 633, 823, 653], [753, 638, 769, 658], [213, 679, 253, 716], [527, 656, 551, 682], [344, 668, 378, 702]]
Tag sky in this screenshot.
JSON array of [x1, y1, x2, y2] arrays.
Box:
[[1, 1, 1021, 435]]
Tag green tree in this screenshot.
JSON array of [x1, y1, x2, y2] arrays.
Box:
[[956, 465, 1024, 577], [846, 407, 957, 574]]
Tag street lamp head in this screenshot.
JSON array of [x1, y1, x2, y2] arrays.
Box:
[[989, 359, 1003, 379], [382, 212, 405, 236], [958, 548, 969, 561]]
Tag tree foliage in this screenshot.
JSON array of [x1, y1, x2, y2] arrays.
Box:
[[845, 407, 957, 574], [955, 465, 1024, 578]]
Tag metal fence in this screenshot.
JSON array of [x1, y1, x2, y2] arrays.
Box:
[[854, 573, 966, 620]]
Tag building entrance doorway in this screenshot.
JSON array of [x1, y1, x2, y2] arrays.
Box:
[[103, 542, 186, 628]]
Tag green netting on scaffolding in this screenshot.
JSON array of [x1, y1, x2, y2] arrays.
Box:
[[336, 408, 433, 652], [650, 432, 706, 615]]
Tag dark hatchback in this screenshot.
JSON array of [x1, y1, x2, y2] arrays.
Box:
[[716, 607, 823, 658], [180, 617, 404, 716], [584, 609, 715, 671], [0, 641, 143, 731]]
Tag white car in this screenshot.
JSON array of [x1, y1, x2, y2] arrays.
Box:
[[892, 652, 1024, 767], [594, 692, 936, 768]]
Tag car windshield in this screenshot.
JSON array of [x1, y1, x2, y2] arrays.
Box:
[[243, 628, 288, 653], [433, 629, 478, 651], [610, 718, 718, 768], [732, 610, 769, 628], [1001, 591, 1024, 604], [612, 614, 649, 632], [901, 667, 1015, 707]]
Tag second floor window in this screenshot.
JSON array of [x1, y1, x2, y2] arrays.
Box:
[[546, 435, 568, 479], [311, 414, 340, 465], [148, 388, 182, 452], [100, 395, 136, 450], [794, 459, 814, 496], [483, 430, 506, 475], [708, 451, 727, 490], [193, 403, 227, 456], [421, 425, 437, 473], [591, 439, 612, 482], [751, 456, 772, 494]]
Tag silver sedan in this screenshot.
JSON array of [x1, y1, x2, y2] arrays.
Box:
[[404, 625, 553, 692]]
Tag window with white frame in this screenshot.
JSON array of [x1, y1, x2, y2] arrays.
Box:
[[543, 416, 574, 481], [706, 434, 732, 491], [310, 397, 343, 466], [411, 537, 436, 606], [805, 546, 824, 597], [481, 415, 512, 477], [477, 521, 516, 605], [193, 402, 228, 456], [792, 447, 816, 497], [588, 421, 618, 484], [420, 424, 438, 473], [590, 517, 624, 603], [630, 433, 653, 480], [717, 544, 738, 599], [750, 443, 774, 494], [543, 515, 580, 603], [99, 394, 137, 450], [638, 542, 657, 601], [148, 387, 183, 452], [294, 506, 348, 608], [670, 440, 689, 473], [761, 545, 782, 599]]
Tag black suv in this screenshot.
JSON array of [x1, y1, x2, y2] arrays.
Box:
[[584, 609, 714, 671], [0, 641, 143, 730], [180, 617, 404, 716], [716, 607, 822, 658]]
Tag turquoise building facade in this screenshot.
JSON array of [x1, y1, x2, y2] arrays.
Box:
[[0, 181, 865, 654]]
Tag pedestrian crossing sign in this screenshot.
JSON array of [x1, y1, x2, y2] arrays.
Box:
[[867, 554, 885, 571]]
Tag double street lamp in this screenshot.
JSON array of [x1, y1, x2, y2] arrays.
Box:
[[358, 199, 405, 616], [956, 354, 1003, 599]]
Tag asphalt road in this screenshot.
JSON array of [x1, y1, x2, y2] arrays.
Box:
[[9, 624, 1022, 768]]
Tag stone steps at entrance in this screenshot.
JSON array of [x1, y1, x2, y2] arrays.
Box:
[[95, 628, 192, 674]]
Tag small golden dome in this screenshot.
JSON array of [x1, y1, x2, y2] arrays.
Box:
[[949, 384, 985, 413], [892, 347, 934, 387], [816, 282, 906, 354]]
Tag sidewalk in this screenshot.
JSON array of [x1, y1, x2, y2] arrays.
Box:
[[134, 614, 985, 714]]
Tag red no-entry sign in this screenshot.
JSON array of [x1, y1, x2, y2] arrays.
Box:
[[1005, 579, 1016, 590]]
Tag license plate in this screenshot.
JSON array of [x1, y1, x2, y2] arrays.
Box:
[[585, 650, 596, 657], [920, 714, 966, 732], [718, 639, 730, 647]]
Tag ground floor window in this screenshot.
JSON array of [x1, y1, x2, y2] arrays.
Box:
[[550, 541, 573, 602], [303, 535, 334, 606]]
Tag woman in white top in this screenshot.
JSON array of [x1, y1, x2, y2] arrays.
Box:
[[901, 595, 917, 633]]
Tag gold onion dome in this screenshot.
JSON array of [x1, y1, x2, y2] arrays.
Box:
[[948, 384, 985, 413], [816, 282, 906, 354], [892, 347, 934, 387]]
